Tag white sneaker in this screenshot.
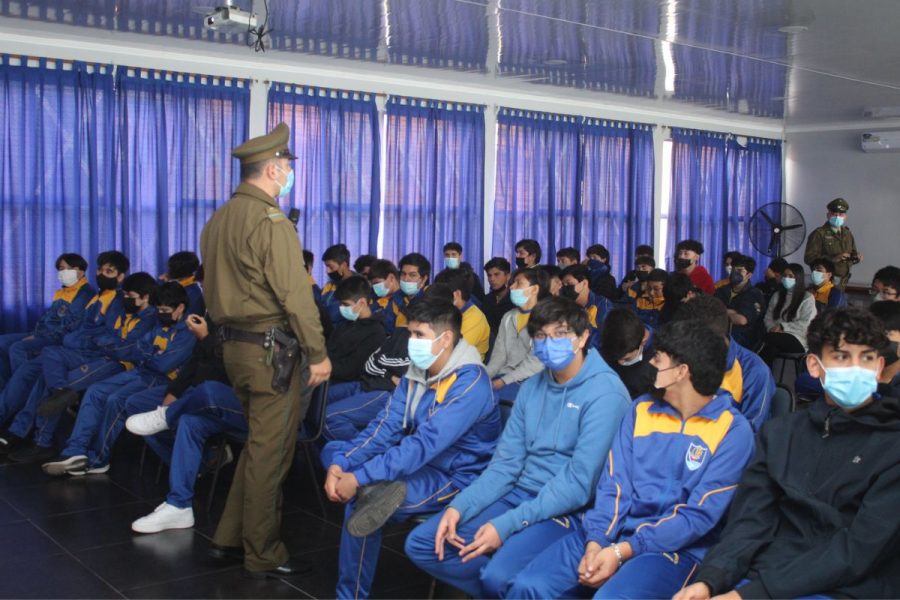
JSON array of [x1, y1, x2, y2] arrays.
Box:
[[131, 502, 195, 534], [126, 406, 169, 436], [42, 454, 88, 476], [70, 463, 110, 476]]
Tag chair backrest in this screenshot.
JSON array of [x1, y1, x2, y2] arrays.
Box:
[[298, 379, 330, 443], [770, 383, 795, 418], [499, 398, 514, 429]]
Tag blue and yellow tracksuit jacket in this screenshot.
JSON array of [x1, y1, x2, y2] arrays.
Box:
[[584, 392, 755, 564], [32, 278, 96, 342], [372, 291, 404, 336], [175, 276, 206, 317], [322, 340, 500, 489], [91, 307, 158, 366], [626, 287, 666, 329], [110, 319, 195, 380], [720, 339, 776, 432], [812, 281, 847, 313], [460, 299, 491, 361], [62, 290, 124, 353], [584, 291, 614, 351]]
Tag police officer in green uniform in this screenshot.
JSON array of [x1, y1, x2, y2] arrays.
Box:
[[804, 197, 863, 289], [200, 123, 331, 578]]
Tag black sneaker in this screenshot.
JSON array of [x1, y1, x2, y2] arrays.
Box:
[[0, 432, 25, 455], [37, 389, 79, 417], [346, 481, 407, 538], [9, 444, 56, 464]]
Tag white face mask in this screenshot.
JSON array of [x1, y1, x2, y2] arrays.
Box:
[[58, 269, 79, 287]]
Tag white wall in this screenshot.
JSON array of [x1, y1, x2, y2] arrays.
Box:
[[785, 129, 900, 285]]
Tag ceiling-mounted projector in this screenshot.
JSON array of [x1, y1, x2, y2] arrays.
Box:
[[196, 0, 257, 31]]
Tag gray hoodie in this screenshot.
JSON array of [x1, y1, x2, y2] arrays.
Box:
[[486, 308, 544, 384]]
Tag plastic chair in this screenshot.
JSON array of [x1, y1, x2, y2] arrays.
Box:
[[775, 352, 807, 384]]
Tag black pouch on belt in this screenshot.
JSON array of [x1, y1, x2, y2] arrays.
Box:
[[271, 328, 301, 393]]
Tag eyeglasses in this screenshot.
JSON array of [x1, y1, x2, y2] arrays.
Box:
[[532, 329, 573, 341]]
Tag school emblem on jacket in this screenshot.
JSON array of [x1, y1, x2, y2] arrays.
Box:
[[685, 443, 708, 471]]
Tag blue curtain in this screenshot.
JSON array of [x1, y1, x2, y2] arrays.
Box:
[[115, 69, 249, 275], [579, 120, 655, 279], [667, 128, 782, 275], [383, 98, 484, 274], [388, 0, 488, 71], [268, 84, 380, 285], [0, 57, 115, 332]]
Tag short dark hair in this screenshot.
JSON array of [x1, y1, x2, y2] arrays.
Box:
[[399, 253, 432, 281], [647, 268, 668, 284], [167, 251, 200, 280], [353, 254, 377, 273], [334, 275, 372, 303], [512, 267, 551, 300], [239, 158, 271, 180], [422, 282, 454, 304], [404, 294, 462, 345], [323, 244, 351, 266], [586, 244, 610, 262], [527, 296, 591, 338], [807, 307, 889, 356], [97, 251, 130, 275], [302, 249, 314, 270], [671, 294, 730, 339], [602, 308, 646, 362], [810, 257, 835, 274], [767, 257, 789, 274], [870, 301, 900, 332], [368, 259, 399, 281], [561, 264, 590, 283], [635, 244, 654, 257], [556, 247, 580, 263], [156, 281, 188, 311], [873, 265, 900, 285], [539, 265, 562, 281], [732, 254, 757, 274], [122, 272, 159, 305], [636, 256, 656, 269], [484, 257, 511, 274], [676, 239, 704, 255], [434, 268, 473, 302], [653, 320, 727, 396], [443, 242, 463, 254], [56, 253, 88, 272], [723, 250, 742, 264], [515, 239, 542, 263], [665, 272, 697, 303]]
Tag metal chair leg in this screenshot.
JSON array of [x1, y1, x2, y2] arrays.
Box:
[[206, 441, 229, 514], [302, 443, 327, 518]]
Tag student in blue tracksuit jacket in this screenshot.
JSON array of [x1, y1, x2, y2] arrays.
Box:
[[367, 259, 405, 336], [507, 320, 755, 600], [0, 253, 95, 390], [164, 251, 206, 317], [41, 283, 195, 476], [320, 296, 500, 600], [405, 297, 631, 599], [670, 295, 776, 432], [560, 264, 615, 352]]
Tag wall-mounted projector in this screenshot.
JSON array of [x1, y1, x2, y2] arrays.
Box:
[[861, 131, 900, 153], [198, 1, 257, 32]]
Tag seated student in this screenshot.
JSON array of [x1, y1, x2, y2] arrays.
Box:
[[367, 259, 404, 335], [434, 270, 491, 360], [302, 249, 322, 305], [328, 277, 388, 383], [405, 297, 631, 599], [760, 263, 817, 366], [658, 272, 698, 325], [0, 251, 128, 439], [42, 282, 196, 476], [320, 244, 356, 326], [1, 273, 159, 463], [486, 268, 550, 401], [585, 243, 617, 300], [672, 295, 776, 432], [809, 257, 848, 313], [601, 308, 656, 399], [556, 247, 580, 268], [320, 295, 499, 600], [561, 264, 615, 349], [871, 301, 900, 394], [714, 254, 766, 349], [441, 242, 486, 303], [676, 307, 900, 600], [393, 253, 432, 328], [125, 315, 246, 534], [164, 251, 205, 317], [871, 265, 900, 302], [0, 253, 95, 390], [618, 254, 656, 298], [619, 244, 654, 290], [540, 264, 563, 296], [714, 250, 743, 290], [514, 238, 541, 270], [481, 257, 514, 341], [675, 239, 716, 295], [754, 256, 788, 305], [507, 320, 755, 600], [353, 254, 377, 278], [627, 268, 667, 328]]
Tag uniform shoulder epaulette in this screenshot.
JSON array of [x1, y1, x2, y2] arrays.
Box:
[[265, 206, 287, 223]]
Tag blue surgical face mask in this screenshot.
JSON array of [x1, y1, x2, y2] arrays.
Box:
[[829, 215, 845, 228], [533, 336, 577, 371], [400, 281, 420, 296], [407, 332, 446, 371], [444, 257, 460, 270], [510, 288, 530, 308], [815, 357, 878, 410], [339, 304, 360, 322], [372, 281, 390, 298], [810, 271, 826, 286], [275, 166, 295, 197], [782, 276, 796, 291]]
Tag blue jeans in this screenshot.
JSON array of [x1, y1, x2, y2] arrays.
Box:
[[405, 488, 575, 599], [323, 386, 392, 442], [337, 466, 460, 600], [505, 521, 698, 599], [126, 381, 247, 508]]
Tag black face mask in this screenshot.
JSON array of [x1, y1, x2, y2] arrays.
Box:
[[729, 272, 745, 287], [515, 257, 528, 270], [674, 258, 692, 271], [327, 270, 343, 283], [560, 284, 579, 301], [123, 298, 139, 314], [157, 313, 176, 327], [96, 274, 118, 291]]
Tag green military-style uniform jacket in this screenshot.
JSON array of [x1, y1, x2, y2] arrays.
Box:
[[804, 222, 858, 280]]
